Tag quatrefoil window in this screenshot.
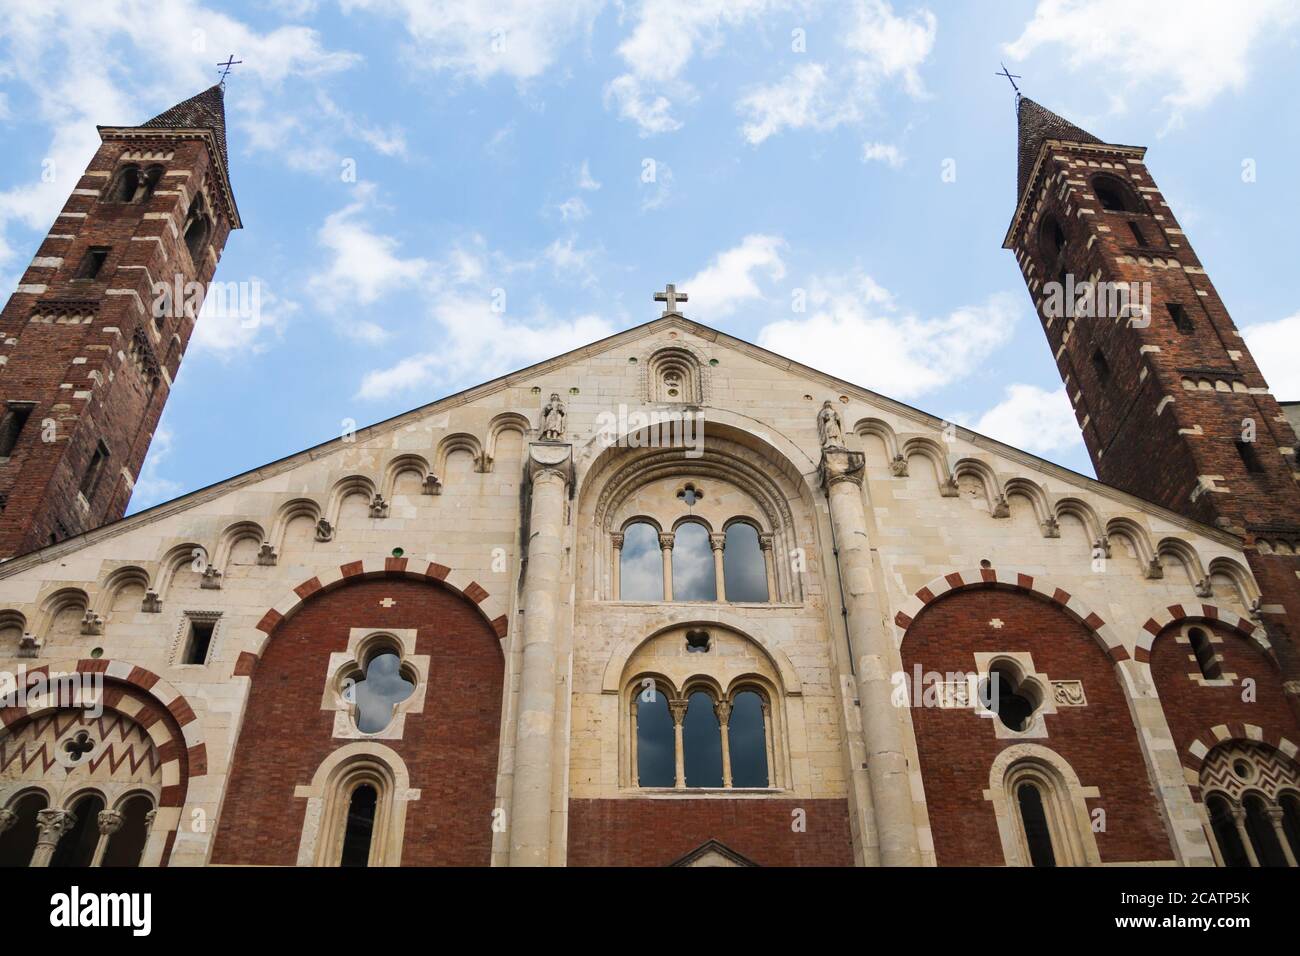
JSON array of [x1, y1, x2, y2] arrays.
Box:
[[343, 650, 416, 734], [63, 730, 95, 763], [677, 483, 704, 506]]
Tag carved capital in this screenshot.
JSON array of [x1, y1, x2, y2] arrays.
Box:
[[709, 533, 727, 552], [368, 493, 389, 519], [97, 809, 125, 836], [758, 532, 775, 552], [1041, 516, 1060, 538], [889, 454, 909, 477], [0, 808, 17, 834], [141, 590, 163, 613], [610, 532, 625, 550], [527, 441, 574, 489], [658, 532, 675, 551], [200, 566, 223, 590], [256, 543, 278, 566], [422, 473, 442, 495], [79, 610, 104, 635], [35, 808, 77, 843], [819, 448, 865, 490], [713, 699, 732, 726], [667, 697, 690, 725]]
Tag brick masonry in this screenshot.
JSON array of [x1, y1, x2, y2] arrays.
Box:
[[901, 587, 1174, 865], [209, 577, 503, 866], [567, 797, 853, 866]]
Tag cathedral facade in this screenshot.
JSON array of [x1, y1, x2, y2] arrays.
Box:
[[0, 88, 1297, 868]]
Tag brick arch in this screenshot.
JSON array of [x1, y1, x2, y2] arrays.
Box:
[[1181, 726, 1300, 803], [892, 567, 1127, 661], [242, 557, 508, 673], [1138, 603, 1269, 661]]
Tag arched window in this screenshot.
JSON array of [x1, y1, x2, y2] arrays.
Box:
[[619, 522, 663, 601], [1016, 782, 1057, 867], [1206, 794, 1250, 867], [723, 522, 768, 602], [105, 164, 140, 203], [183, 195, 212, 262], [1243, 794, 1288, 867], [1039, 215, 1066, 259], [633, 682, 675, 787], [101, 794, 153, 868], [51, 793, 105, 867], [339, 783, 378, 867], [0, 791, 47, 867], [672, 521, 716, 602], [1280, 793, 1300, 863], [1188, 627, 1222, 680], [682, 689, 723, 787], [727, 689, 769, 788], [137, 165, 164, 203], [1092, 174, 1140, 213]]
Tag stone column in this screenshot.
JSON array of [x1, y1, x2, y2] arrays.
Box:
[[509, 442, 573, 866], [710, 533, 727, 602], [669, 697, 689, 789], [715, 699, 733, 788], [1266, 806, 1297, 867], [658, 532, 675, 602], [90, 809, 124, 867], [1230, 803, 1260, 867], [759, 532, 777, 602], [821, 446, 921, 866], [30, 808, 76, 867], [610, 532, 624, 600]]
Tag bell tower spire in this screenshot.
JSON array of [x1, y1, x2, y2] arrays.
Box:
[[0, 84, 240, 558], [1003, 97, 1300, 717]]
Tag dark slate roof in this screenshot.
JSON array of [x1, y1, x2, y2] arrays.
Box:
[[140, 83, 229, 173], [1016, 96, 1102, 201]]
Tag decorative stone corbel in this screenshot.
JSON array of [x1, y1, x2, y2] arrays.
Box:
[[200, 566, 223, 589], [18, 633, 41, 658], [422, 474, 442, 495], [991, 494, 1010, 518], [1248, 597, 1264, 623], [889, 454, 909, 477], [0, 808, 16, 835], [256, 543, 278, 566], [939, 476, 960, 497], [80, 610, 104, 635], [315, 518, 333, 542], [1041, 516, 1061, 538], [1144, 557, 1164, 579], [1194, 577, 1213, 598], [818, 447, 866, 491], [369, 494, 389, 519], [141, 590, 162, 613], [475, 453, 493, 474], [1092, 538, 1112, 559]]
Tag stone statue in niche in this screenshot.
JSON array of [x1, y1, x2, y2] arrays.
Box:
[[817, 400, 844, 449], [541, 393, 566, 441]]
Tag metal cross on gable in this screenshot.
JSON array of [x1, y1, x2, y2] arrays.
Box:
[[217, 55, 243, 83], [654, 283, 688, 316], [995, 62, 1022, 95]]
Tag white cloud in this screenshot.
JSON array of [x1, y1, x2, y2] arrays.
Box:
[[737, 0, 935, 144], [130, 424, 183, 511], [961, 384, 1082, 455], [684, 234, 786, 319], [607, 0, 783, 134], [577, 159, 601, 191], [862, 141, 904, 167], [1243, 312, 1300, 400], [309, 184, 430, 314], [191, 277, 295, 355], [1005, 0, 1298, 129], [340, 0, 604, 82], [556, 196, 590, 221], [638, 161, 675, 212], [758, 275, 1020, 398], [543, 237, 600, 284]]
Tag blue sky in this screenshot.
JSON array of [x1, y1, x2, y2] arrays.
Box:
[[1, 0, 1297, 513]]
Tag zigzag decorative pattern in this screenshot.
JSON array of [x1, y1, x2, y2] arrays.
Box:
[[0, 708, 161, 785], [1199, 740, 1300, 802]]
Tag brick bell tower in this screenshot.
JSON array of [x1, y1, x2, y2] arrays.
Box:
[[1004, 95, 1300, 713], [0, 84, 240, 559]]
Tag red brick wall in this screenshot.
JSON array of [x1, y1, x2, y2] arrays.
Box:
[[567, 798, 853, 866], [901, 587, 1174, 865], [1148, 617, 1300, 789], [210, 577, 503, 866]]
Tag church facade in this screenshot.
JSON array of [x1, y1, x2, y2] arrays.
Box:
[[0, 88, 1297, 868]]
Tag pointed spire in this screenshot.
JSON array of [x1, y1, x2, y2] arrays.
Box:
[[1015, 96, 1102, 201], [140, 84, 230, 173]]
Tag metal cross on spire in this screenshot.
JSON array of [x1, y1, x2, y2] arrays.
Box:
[[217, 54, 243, 84], [654, 283, 688, 316], [996, 62, 1022, 97]]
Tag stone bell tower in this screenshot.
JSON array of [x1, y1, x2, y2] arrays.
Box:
[[1003, 95, 1300, 713], [0, 84, 241, 559]]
